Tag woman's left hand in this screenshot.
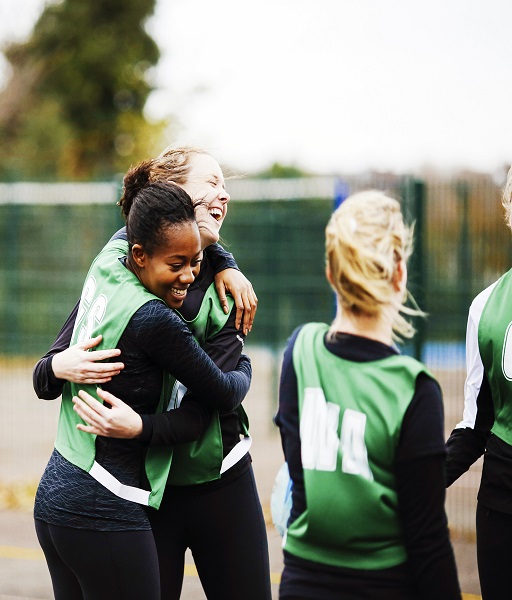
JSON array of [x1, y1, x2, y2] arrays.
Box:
[[214, 268, 258, 335], [72, 388, 143, 438]]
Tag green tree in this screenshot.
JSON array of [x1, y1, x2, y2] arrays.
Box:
[[254, 162, 309, 179], [0, 0, 168, 181]]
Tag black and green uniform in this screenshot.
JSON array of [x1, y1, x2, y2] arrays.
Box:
[[145, 251, 271, 600], [446, 270, 512, 599], [34, 232, 252, 599], [167, 282, 250, 485], [285, 322, 426, 569], [33, 229, 269, 600], [276, 323, 461, 600], [478, 272, 512, 446], [34, 234, 251, 533], [55, 238, 174, 509]]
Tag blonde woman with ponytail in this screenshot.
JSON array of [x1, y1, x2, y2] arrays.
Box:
[[275, 190, 461, 600]]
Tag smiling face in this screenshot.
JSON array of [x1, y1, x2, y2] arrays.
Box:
[[131, 221, 202, 309], [178, 153, 230, 249]]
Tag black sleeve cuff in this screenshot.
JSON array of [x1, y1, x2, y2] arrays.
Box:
[[138, 414, 154, 444], [33, 355, 67, 400]]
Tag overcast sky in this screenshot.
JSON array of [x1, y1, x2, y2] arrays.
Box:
[[1, 0, 511, 176]]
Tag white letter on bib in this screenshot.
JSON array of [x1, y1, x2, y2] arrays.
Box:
[[300, 387, 340, 471], [502, 321, 512, 381], [340, 408, 374, 481]]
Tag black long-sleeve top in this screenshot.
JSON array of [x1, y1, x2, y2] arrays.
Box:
[[34, 297, 251, 530], [33, 230, 244, 444], [275, 327, 461, 600], [34, 236, 250, 531]]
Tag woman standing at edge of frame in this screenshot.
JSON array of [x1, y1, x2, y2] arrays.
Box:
[[446, 166, 512, 600], [275, 190, 461, 600]]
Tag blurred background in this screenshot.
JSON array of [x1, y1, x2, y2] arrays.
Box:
[[1, 1, 512, 597]]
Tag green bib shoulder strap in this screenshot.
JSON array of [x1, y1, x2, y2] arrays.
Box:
[[176, 281, 232, 345]]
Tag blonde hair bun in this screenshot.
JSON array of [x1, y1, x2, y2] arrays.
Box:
[[326, 190, 420, 340]]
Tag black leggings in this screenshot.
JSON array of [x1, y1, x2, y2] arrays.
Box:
[[34, 519, 160, 600], [279, 554, 416, 600], [148, 464, 272, 600], [476, 502, 512, 600]]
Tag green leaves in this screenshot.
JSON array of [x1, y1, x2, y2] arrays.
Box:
[[0, 0, 169, 181]]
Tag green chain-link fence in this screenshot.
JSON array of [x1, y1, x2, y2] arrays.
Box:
[[1, 174, 510, 537]]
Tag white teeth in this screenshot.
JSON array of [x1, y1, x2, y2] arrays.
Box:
[[209, 208, 222, 221], [171, 288, 186, 296]]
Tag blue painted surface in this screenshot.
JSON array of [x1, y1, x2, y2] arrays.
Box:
[[401, 341, 466, 369]]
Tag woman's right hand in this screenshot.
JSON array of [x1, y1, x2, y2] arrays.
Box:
[[214, 268, 258, 335], [51, 335, 124, 384], [73, 388, 143, 438]]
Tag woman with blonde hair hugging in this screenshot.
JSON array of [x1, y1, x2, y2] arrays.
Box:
[[275, 190, 461, 599]]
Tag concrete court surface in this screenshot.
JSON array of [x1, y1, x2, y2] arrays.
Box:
[[0, 353, 483, 599]]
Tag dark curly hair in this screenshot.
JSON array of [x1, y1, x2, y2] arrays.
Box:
[[121, 161, 196, 256]]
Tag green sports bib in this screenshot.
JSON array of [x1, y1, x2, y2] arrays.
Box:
[[54, 239, 175, 509], [167, 282, 250, 486], [285, 322, 431, 570]]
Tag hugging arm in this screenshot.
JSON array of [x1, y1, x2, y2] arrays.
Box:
[[73, 303, 251, 443], [143, 304, 252, 407], [33, 225, 128, 397], [73, 387, 211, 444], [33, 301, 123, 399], [144, 306, 246, 446], [205, 242, 237, 273], [207, 243, 258, 335], [33, 301, 78, 399]]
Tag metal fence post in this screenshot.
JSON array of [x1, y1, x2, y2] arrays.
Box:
[[4, 204, 21, 353], [400, 177, 426, 360], [456, 181, 472, 321]]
